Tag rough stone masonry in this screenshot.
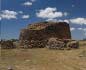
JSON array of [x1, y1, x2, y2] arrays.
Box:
[[19, 22, 71, 48]]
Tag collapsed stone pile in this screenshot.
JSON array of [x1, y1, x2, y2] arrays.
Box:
[[46, 37, 79, 50], [1, 40, 16, 49], [46, 37, 65, 49]]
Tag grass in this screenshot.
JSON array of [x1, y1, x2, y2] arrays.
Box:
[[0, 41, 86, 70]]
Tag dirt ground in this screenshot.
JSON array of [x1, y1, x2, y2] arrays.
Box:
[[0, 41, 86, 70]]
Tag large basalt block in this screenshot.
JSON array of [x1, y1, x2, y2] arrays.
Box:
[[19, 22, 71, 48]]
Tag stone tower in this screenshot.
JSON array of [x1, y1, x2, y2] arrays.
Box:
[[19, 22, 71, 48]]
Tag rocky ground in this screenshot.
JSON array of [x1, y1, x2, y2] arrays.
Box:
[[0, 41, 86, 70]]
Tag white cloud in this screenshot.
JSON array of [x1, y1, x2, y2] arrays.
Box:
[[22, 15, 30, 19], [64, 12, 68, 16], [46, 18, 58, 22], [46, 18, 86, 25], [46, 18, 69, 23], [0, 17, 2, 20], [83, 28, 86, 36], [56, 19, 69, 23], [36, 7, 68, 19], [23, 1, 32, 6], [77, 28, 83, 30], [75, 28, 86, 36], [83, 28, 86, 31], [70, 18, 86, 25], [63, 19, 69, 23], [77, 28, 86, 31], [0, 10, 18, 20], [31, 0, 36, 2], [70, 27, 86, 36], [84, 33, 86, 36], [19, 11, 23, 14], [72, 5, 75, 7], [22, 0, 36, 6], [70, 27, 75, 31]]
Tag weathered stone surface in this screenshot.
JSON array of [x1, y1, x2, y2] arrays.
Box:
[[19, 22, 71, 48], [66, 40, 79, 49], [1, 40, 16, 49], [46, 37, 65, 49]]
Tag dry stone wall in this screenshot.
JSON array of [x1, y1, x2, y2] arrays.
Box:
[[19, 22, 71, 48]]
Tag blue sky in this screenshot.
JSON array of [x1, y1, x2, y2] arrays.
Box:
[[0, 0, 86, 40]]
